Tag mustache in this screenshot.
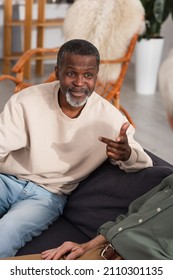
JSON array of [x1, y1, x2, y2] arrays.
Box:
[[67, 87, 90, 95]]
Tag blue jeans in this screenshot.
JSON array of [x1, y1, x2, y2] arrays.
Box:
[[0, 174, 67, 258]]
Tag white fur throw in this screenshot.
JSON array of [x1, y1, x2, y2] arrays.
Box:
[[63, 0, 145, 82], [63, 0, 145, 81]]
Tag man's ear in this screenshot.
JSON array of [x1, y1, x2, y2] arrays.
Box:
[[55, 66, 59, 80]]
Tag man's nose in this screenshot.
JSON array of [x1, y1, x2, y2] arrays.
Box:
[[74, 75, 84, 86]]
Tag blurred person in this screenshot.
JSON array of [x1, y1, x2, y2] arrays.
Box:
[[159, 49, 173, 129]]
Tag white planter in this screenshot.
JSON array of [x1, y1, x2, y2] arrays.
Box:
[[135, 38, 164, 95]]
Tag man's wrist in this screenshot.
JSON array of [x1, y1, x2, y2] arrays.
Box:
[[83, 235, 107, 251]]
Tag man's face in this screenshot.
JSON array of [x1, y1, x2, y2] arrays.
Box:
[[56, 53, 98, 108]]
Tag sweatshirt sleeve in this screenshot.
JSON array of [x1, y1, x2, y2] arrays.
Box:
[[0, 94, 28, 160]]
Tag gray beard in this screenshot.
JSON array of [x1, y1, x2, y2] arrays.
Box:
[[65, 91, 89, 108]]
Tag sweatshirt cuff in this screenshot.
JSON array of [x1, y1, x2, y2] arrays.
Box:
[[110, 149, 137, 167], [120, 148, 138, 166]]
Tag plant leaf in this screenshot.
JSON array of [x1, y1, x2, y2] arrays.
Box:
[[153, 0, 166, 23]]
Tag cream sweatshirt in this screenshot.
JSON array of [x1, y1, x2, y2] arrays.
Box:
[[0, 81, 152, 194]]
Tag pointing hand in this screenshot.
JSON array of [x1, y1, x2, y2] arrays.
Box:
[[99, 122, 131, 162]]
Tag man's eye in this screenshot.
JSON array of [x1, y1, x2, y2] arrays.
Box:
[[67, 72, 75, 77], [85, 73, 93, 78]]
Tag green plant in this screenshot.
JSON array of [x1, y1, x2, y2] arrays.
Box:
[[139, 0, 173, 39]]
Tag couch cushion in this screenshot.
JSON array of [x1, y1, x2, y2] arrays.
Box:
[[63, 158, 173, 238]]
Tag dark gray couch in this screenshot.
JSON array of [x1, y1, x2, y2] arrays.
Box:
[[16, 150, 173, 256]]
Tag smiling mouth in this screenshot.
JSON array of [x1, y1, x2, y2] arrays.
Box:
[[71, 91, 85, 97], [66, 89, 89, 107]]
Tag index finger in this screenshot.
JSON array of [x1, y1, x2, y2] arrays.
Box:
[[98, 136, 115, 145]]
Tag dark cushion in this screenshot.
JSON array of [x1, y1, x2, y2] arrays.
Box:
[[63, 158, 173, 238], [16, 151, 173, 256]]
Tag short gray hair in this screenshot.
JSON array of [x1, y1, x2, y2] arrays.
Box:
[[57, 39, 100, 70]]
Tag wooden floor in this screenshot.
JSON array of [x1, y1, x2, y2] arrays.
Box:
[[0, 61, 173, 164], [121, 65, 173, 164]]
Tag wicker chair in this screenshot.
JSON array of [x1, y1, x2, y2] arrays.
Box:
[[0, 47, 58, 93], [0, 34, 137, 125]]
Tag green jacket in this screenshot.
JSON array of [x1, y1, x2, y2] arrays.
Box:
[[99, 174, 173, 259]]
